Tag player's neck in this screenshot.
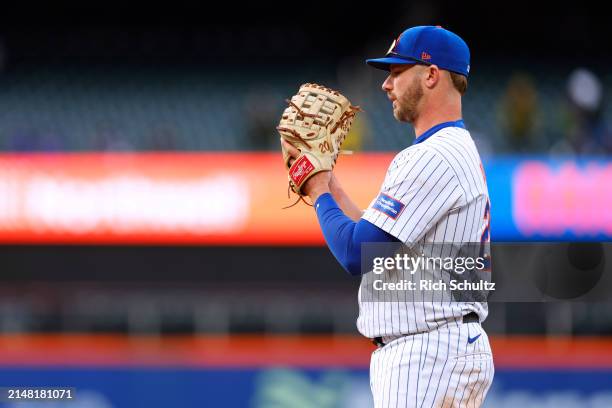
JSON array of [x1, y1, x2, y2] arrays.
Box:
[[413, 98, 462, 138]]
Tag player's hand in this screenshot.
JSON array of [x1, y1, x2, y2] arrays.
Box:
[[329, 172, 341, 191], [280, 138, 299, 166], [302, 170, 331, 201], [280, 138, 331, 201]]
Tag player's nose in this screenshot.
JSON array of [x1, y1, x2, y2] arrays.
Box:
[[382, 75, 393, 93]]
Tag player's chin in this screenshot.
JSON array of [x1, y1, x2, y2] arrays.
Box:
[[392, 109, 409, 123], [392, 107, 402, 122]]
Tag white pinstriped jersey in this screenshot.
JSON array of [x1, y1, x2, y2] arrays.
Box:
[[358, 124, 490, 338]]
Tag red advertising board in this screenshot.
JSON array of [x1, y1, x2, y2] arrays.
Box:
[[0, 153, 392, 245]]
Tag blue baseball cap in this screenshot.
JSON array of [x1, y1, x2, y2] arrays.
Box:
[[366, 26, 470, 77]]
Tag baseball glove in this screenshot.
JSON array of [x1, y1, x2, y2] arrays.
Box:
[[277, 83, 360, 207]]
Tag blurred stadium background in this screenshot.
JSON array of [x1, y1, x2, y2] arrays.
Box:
[[0, 2, 611, 407]]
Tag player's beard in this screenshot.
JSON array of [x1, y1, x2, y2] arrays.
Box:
[[394, 76, 424, 124]]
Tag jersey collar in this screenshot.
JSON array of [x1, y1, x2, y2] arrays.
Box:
[[412, 119, 466, 145]]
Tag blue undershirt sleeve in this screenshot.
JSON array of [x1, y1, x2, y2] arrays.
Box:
[[314, 192, 400, 276]]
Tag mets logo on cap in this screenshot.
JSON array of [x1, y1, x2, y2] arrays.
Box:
[[386, 33, 403, 55]]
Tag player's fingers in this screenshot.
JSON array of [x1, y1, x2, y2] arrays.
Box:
[[280, 138, 300, 158]]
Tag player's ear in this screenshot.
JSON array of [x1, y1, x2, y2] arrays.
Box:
[[423, 65, 440, 89]]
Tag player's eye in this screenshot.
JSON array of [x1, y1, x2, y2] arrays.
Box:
[[391, 66, 408, 76]]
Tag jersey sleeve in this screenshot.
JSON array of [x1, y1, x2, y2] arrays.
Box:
[[362, 147, 464, 243]]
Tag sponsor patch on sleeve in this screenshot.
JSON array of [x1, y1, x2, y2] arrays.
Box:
[[372, 193, 405, 219]]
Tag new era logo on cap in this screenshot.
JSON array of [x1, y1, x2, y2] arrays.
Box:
[[366, 26, 471, 77]]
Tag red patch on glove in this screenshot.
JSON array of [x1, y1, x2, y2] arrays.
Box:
[[289, 156, 315, 186]]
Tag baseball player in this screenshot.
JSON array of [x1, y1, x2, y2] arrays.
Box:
[[281, 26, 493, 407]]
